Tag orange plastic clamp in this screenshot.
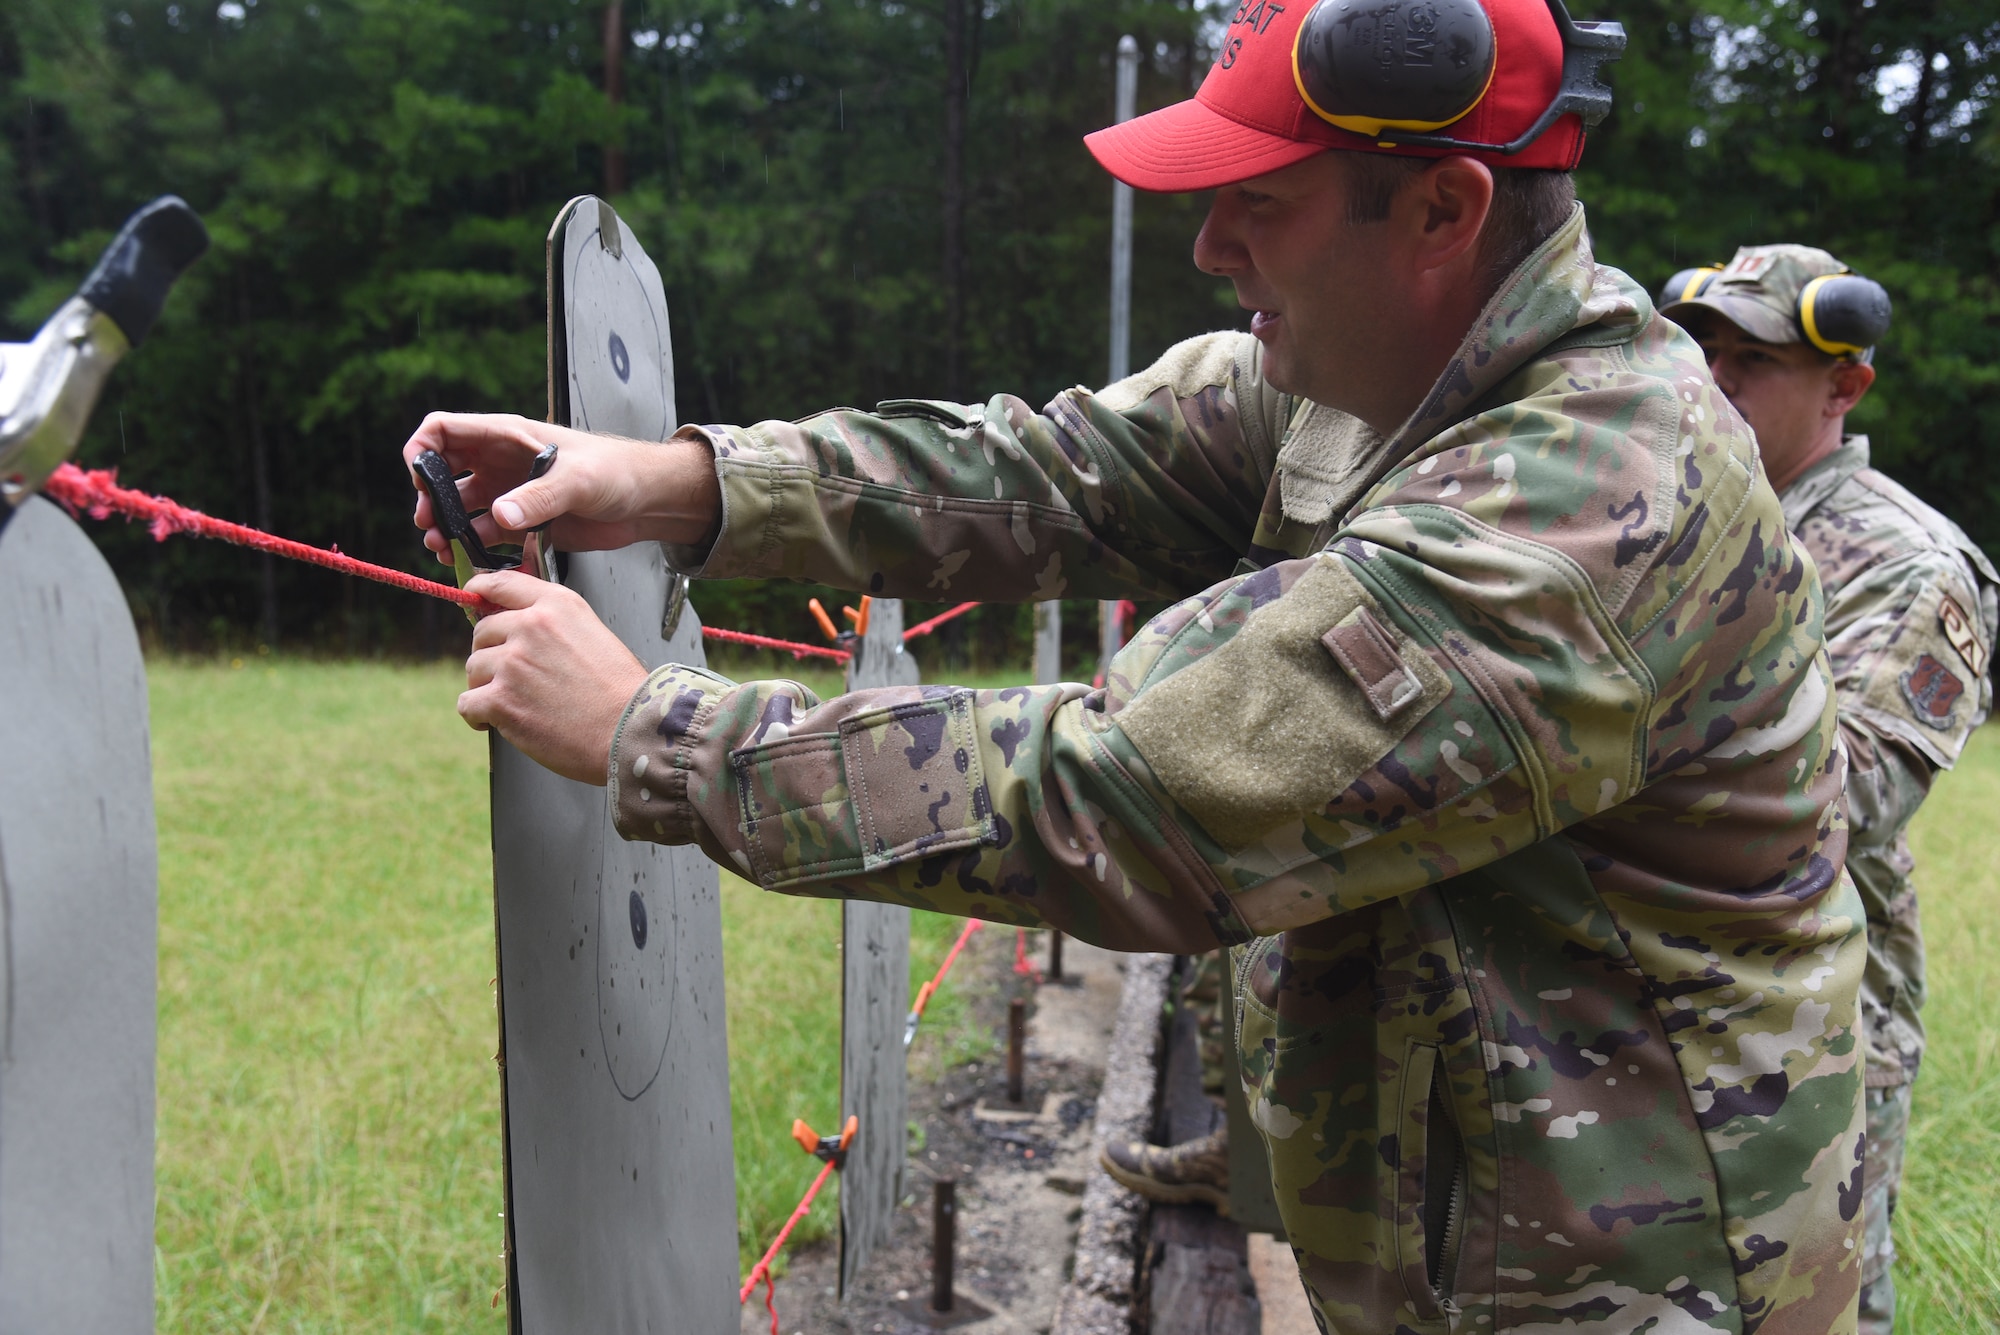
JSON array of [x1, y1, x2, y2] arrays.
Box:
[[791, 1118, 819, 1156], [807, 599, 840, 643]]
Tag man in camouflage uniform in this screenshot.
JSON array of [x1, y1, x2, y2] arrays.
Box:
[[412, 2, 1868, 1327], [1663, 245, 1997, 1335]]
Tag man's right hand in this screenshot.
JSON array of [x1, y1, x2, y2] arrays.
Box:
[[402, 412, 722, 565]]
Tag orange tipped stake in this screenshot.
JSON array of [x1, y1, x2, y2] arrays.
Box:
[[807, 598, 840, 642]]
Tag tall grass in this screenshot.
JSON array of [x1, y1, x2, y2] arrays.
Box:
[[1897, 731, 2000, 1331]]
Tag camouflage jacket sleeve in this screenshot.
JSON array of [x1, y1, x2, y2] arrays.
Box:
[[662, 333, 1289, 602], [1796, 466, 1998, 770], [1840, 717, 1934, 1085], [609, 546, 1580, 953], [607, 360, 1834, 960]]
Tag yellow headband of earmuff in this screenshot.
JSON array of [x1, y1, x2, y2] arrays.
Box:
[[1678, 267, 1721, 301]]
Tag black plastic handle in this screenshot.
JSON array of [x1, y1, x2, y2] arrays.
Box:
[[76, 196, 211, 347], [412, 449, 507, 570]]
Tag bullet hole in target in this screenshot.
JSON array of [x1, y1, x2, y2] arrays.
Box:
[[629, 889, 648, 950]]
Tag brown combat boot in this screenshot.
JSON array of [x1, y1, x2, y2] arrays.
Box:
[[1100, 1127, 1230, 1213]]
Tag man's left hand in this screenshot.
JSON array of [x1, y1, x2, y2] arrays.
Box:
[[458, 571, 650, 785]]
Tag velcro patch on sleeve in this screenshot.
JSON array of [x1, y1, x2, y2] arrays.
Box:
[[842, 690, 995, 871], [1116, 557, 1452, 851], [1321, 605, 1428, 720], [1940, 593, 1988, 677]]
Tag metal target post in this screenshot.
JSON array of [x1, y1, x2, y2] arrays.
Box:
[[1101, 34, 1140, 685], [838, 598, 919, 1296]]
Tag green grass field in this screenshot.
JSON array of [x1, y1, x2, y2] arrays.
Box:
[[147, 657, 1998, 1330], [148, 656, 994, 1330]]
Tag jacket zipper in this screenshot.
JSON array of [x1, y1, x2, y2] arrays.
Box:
[[1428, 1076, 1468, 1311]]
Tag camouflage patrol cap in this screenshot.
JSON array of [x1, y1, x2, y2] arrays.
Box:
[[1661, 243, 1891, 359]]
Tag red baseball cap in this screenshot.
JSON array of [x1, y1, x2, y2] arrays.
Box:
[[1087, 0, 1594, 192]]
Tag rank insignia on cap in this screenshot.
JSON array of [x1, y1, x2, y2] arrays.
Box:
[[1901, 652, 1965, 730], [1939, 594, 1988, 677]]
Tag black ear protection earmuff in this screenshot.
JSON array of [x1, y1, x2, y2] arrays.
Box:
[[1290, 0, 1626, 152], [1663, 266, 1722, 306], [1664, 265, 1893, 359], [1798, 273, 1894, 358]]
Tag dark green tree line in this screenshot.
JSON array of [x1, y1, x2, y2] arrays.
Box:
[[1579, 0, 2000, 533], [3, 0, 1997, 656], [1, 0, 1223, 654]]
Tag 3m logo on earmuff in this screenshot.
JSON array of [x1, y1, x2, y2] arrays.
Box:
[[1292, 0, 1495, 132]]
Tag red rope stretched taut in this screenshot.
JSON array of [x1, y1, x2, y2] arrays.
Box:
[[906, 918, 983, 1045], [43, 463, 501, 615], [701, 624, 850, 663], [42, 463, 855, 662], [902, 600, 980, 642]]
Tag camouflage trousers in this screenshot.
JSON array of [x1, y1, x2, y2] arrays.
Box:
[[1858, 1082, 1912, 1335]]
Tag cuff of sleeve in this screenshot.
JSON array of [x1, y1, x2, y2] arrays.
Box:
[[609, 663, 730, 846], [660, 424, 777, 579]]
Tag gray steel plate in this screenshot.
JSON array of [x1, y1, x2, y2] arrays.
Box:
[[0, 496, 157, 1334], [488, 197, 735, 1334]]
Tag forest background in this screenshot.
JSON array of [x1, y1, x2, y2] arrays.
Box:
[[6, 0, 2000, 663]]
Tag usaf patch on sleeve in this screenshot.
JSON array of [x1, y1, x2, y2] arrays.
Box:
[[1939, 593, 1988, 677], [1901, 652, 1965, 730]]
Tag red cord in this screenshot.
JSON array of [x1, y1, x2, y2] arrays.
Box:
[[701, 624, 851, 663], [1013, 927, 1043, 981], [43, 463, 862, 663], [738, 1157, 837, 1333], [902, 600, 980, 642], [907, 918, 983, 1042], [44, 463, 501, 615]]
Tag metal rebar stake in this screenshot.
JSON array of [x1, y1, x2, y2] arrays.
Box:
[[1048, 931, 1064, 982], [1007, 997, 1026, 1104], [932, 1178, 957, 1313]]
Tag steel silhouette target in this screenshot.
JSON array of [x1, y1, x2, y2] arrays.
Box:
[[0, 497, 157, 1335], [488, 195, 735, 1334], [0, 195, 205, 1335], [556, 196, 674, 444]]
